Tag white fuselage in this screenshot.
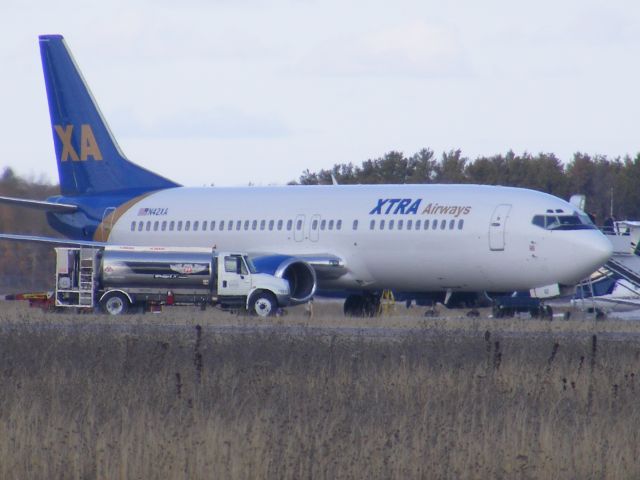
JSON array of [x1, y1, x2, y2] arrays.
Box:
[[106, 184, 612, 293]]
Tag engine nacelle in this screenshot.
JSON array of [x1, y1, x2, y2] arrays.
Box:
[[251, 255, 317, 304]]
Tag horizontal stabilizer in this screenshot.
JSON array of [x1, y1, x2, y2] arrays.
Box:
[[0, 195, 77, 213]]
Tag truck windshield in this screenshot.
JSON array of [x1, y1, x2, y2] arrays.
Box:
[[244, 256, 257, 274], [531, 212, 596, 231]]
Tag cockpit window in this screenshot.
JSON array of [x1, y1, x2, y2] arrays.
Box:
[[532, 212, 596, 231]]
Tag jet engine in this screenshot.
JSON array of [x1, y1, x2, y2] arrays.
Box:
[[251, 255, 317, 304]]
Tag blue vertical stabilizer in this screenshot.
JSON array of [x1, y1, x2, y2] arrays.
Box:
[[39, 34, 179, 196]]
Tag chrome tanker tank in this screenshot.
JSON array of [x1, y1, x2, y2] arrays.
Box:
[[100, 249, 214, 289]]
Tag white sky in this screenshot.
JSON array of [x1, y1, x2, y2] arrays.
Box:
[[1, 0, 639, 187]]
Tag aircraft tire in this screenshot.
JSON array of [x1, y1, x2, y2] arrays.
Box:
[[362, 295, 380, 317], [545, 305, 554, 320], [344, 295, 364, 316], [101, 292, 130, 316]]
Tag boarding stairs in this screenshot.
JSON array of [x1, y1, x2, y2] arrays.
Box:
[[605, 256, 640, 290]]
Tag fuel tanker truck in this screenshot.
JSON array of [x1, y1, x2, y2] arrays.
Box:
[[54, 246, 291, 316]]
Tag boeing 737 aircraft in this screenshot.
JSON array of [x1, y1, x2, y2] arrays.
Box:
[[0, 35, 613, 315]]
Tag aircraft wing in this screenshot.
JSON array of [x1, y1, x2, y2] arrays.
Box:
[[587, 296, 640, 309], [0, 233, 106, 247], [295, 254, 347, 280], [0, 196, 78, 213]]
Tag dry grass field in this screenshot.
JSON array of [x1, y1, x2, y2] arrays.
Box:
[[1, 300, 640, 479]]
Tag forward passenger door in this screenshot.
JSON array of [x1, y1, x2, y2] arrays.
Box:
[[489, 204, 512, 251]]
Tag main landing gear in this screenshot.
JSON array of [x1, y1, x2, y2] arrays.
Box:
[[343, 293, 380, 317]]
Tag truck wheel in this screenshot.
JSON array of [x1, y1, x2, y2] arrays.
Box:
[[101, 292, 129, 316], [250, 291, 277, 317]]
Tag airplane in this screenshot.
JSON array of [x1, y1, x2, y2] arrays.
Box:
[[0, 34, 613, 316]]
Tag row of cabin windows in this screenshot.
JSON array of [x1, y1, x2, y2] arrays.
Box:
[[369, 218, 464, 231], [130, 218, 343, 233], [311, 219, 343, 231], [130, 217, 464, 233]]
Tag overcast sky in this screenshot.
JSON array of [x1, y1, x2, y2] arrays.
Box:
[[1, 0, 639, 187]]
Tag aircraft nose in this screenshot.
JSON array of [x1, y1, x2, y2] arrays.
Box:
[[569, 232, 613, 281], [591, 234, 614, 266]]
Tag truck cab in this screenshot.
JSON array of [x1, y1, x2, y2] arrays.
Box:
[[214, 252, 291, 315]]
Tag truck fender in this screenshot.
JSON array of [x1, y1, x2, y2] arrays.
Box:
[[246, 288, 261, 310], [99, 289, 134, 305]]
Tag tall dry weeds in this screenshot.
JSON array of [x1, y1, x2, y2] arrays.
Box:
[[0, 317, 639, 478]]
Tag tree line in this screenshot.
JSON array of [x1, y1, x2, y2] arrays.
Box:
[[0, 168, 59, 291], [293, 149, 640, 225]]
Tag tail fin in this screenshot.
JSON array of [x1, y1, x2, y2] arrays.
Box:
[[39, 35, 179, 196]]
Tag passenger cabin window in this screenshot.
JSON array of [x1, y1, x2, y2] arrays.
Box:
[[252, 220, 257, 231], [177, 221, 183, 231], [219, 221, 225, 231], [312, 219, 318, 230], [153, 221, 159, 231], [353, 220, 359, 230], [269, 220, 274, 231], [296, 219, 303, 230], [328, 220, 334, 230], [260, 220, 266, 231], [169, 221, 175, 231], [440, 220, 446, 230], [321, 220, 326, 230], [162, 221, 167, 231], [193, 221, 199, 231], [380, 220, 386, 230], [458, 219, 464, 230], [415, 219, 421, 230], [236, 221, 241, 231], [398, 220, 403, 230], [210, 221, 215, 230], [337, 220, 342, 230], [287, 220, 293, 231], [138, 221, 143, 232], [185, 221, 191, 231], [370, 220, 375, 230], [449, 219, 455, 229], [244, 220, 250, 230], [228, 220, 233, 231], [131, 221, 135, 232], [277, 220, 283, 231], [389, 220, 394, 230], [201, 221, 207, 231]]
